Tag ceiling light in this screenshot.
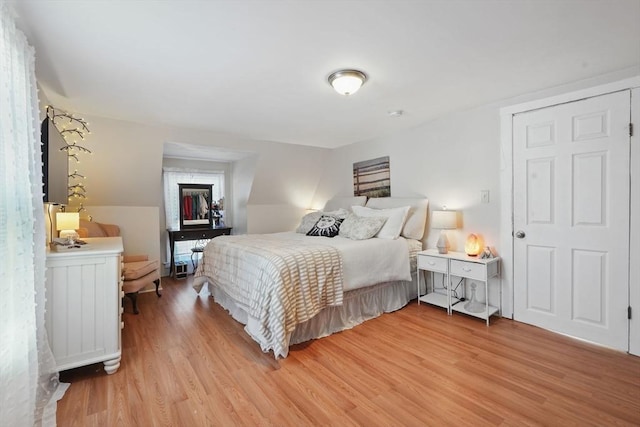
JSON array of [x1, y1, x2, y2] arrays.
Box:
[[328, 69, 367, 96]]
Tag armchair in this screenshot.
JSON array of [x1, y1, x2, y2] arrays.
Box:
[[77, 219, 161, 314]]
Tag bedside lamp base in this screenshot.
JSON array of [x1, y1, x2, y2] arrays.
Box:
[[436, 230, 449, 254]]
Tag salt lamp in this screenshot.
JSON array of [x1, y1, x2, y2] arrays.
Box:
[[465, 233, 481, 256]]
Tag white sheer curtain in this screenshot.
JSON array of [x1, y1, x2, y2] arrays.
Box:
[[163, 167, 224, 229], [0, 5, 66, 426], [163, 167, 225, 259]]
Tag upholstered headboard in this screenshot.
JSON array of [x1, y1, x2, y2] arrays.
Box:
[[365, 197, 429, 240], [322, 196, 367, 212]]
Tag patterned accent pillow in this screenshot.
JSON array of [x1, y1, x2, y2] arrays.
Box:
[[296, 209, 348, 234], [306, 215, 344, 238], [351, 205, 411, 239], [339, 213, 388, 240]]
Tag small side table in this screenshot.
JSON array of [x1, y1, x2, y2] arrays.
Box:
[[417, 249, 501, 325]]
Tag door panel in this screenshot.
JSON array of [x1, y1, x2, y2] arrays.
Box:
[[513, 90, 630, 351]]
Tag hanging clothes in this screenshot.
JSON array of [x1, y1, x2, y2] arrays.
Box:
[[183, 195, 193, 220], [199, 193, 208, 219]]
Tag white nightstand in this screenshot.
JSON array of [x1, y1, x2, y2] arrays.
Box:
[[417, 249, 501, 325]]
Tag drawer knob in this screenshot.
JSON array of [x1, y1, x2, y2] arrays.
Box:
[[428, 261, 435, 265], [462, 267, 472, 272]]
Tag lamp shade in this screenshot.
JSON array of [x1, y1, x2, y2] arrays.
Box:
[[328, 69, 367, 96], [56, 212, 79, 231], [431, 210, 457, 229]]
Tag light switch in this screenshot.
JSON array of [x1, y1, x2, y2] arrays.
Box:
[[481, 190, 490, 203]]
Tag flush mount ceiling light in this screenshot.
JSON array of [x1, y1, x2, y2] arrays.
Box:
[[328, 69, 367, 96]]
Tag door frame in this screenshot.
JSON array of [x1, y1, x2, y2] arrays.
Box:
[[499, 76, 639, 353]]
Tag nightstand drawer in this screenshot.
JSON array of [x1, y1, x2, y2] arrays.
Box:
[[450, 259, 485, 280], [418, 255, 448, 273]]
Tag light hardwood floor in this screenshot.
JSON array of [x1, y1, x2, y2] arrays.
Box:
[[57, 276, 640, 426]]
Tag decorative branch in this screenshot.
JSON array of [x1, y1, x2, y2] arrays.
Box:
[[68, 170, 85, 180], [47, 106, 90, 135], [47, 105, 92, 208], [60, 143, 92, 154], [60, 129, 86, 140], [68, 190, 86, 199]]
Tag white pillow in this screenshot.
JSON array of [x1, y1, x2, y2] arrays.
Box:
[[339, 213, 387, 240], [365, 197, 429, 240], [351, 205, 411, 239]]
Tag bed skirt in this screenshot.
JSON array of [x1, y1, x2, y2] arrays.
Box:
[[202, 272, 419, 357]]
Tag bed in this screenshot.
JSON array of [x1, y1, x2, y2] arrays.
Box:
[[193, 196, 429, 358]]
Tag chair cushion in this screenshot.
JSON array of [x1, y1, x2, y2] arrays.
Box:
[[123, 259, 159, 281], [122, 269, 160, 294]]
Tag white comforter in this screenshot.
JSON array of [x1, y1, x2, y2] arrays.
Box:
[[193, 232, 414, 357], [195, 232, 414, 291]]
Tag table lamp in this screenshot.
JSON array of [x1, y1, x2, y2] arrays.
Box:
[[431, 209, 457, 254], [56, 212, 80, 241]]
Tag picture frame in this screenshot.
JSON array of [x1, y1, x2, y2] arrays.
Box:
[[353, 156, 391, 198], [179, 183, 213, 230]]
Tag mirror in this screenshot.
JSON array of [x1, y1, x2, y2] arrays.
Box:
[[179, 183, 213, 229]]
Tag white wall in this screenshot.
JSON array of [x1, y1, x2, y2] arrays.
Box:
[[47, 113, 331, 273], [315, 105, 502, 253], [231, 155, 258, 235], [315, 67, 640, 319], [83, 205, 160, 260]]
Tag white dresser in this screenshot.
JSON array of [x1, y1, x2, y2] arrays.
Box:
[[45, 237, 124, 374]]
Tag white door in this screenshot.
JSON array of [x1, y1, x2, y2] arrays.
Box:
[[513, 90, 630, 351]]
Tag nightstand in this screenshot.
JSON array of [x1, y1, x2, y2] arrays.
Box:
[[417, 249, 501, 325]]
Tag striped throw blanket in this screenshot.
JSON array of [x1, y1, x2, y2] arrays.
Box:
[[194, 234, 344, 357]]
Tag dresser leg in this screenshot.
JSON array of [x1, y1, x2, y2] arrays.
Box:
[[103, 356, 121, 375]]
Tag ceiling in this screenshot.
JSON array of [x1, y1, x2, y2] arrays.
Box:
[[13, 0, 640, 149]]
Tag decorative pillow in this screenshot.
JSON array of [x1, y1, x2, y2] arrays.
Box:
[[339, 213, 387, 240], [306, 215, 344, 238], [296, 208, 348, 234], [351, 205, 411, 239], [365, 197, 429, 240]]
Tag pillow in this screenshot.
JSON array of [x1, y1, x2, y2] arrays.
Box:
[[365, 197, 429, 240], [322, 196, 367, 212], [306, 215, 344, 238], [339, 213, 387, 240], [351, 205, 411, 239], [296, 208, 348, 234]]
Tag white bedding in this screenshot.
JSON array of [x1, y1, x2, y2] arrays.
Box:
[[193, 232, 421, 357], [269, 232, 414, 291]]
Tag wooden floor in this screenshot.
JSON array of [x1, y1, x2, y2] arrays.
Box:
[[57, 276, 640, 426]]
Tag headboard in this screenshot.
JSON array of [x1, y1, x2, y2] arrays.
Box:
[[322, 196, 367, 212], [365, 197, 429, 240]]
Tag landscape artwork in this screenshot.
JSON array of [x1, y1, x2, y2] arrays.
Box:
[[353, 156, 391, 197]]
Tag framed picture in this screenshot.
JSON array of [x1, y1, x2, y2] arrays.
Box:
[[179, 183, 213, 229], [353, 156, 391, 197]]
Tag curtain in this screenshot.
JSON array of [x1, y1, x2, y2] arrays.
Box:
[[0, 4, 67, 426], [162, 167, 225, 260], [162, 167, 224, 230]]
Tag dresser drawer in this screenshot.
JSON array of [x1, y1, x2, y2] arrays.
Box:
[[450, 259, 485, 280], [418, 255, 448, 273]]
